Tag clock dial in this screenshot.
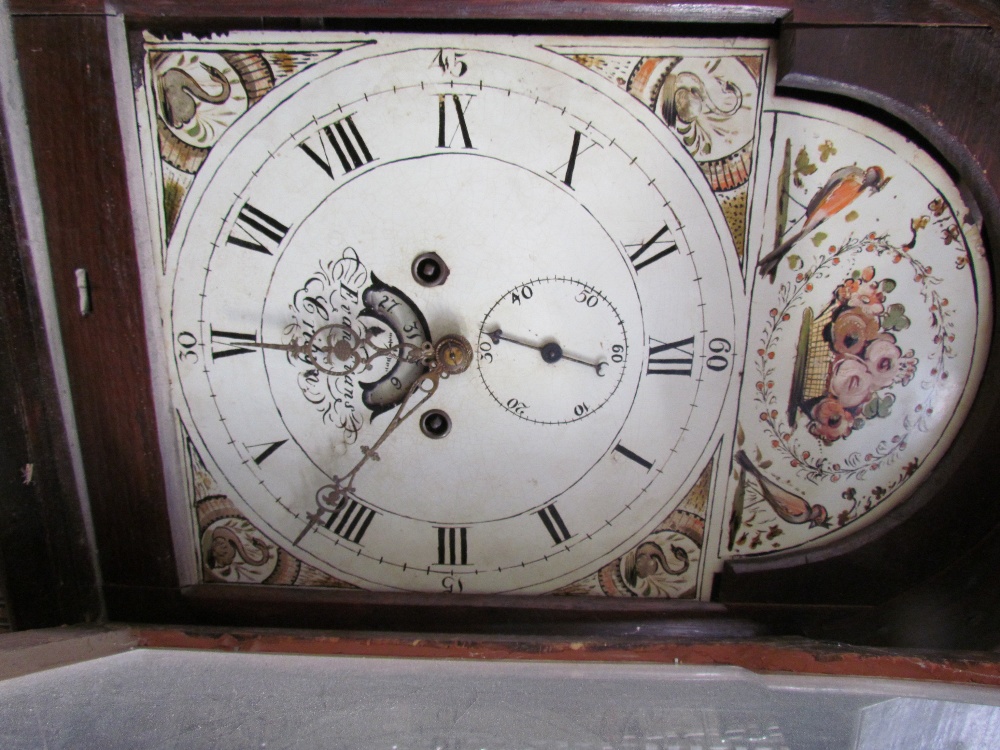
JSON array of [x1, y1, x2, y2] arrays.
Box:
[[478, 276, 629, 425], [166, 39, 741, 593]]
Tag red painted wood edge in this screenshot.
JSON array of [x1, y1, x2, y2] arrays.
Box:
[[132, 626, 1000, 686]]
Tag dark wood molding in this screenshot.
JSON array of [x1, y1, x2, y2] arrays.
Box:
[[176, 584, 767, 637], [105, 581, 878, 640], [184, 584, 764, 634], [8, 0, 997, 27], [9, 622, 1000, 687], [12, 16, 177, 593], [0, 100, 101, 628]]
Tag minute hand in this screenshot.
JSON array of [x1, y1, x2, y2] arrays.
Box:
[[487, 328, 607, 376]]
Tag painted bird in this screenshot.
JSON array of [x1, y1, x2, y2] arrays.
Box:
[[757, 165, 890, 282], [734, 450, 830, 528]]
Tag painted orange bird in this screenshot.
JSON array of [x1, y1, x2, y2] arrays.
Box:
[[757, 165, 890, 282], [735, 450, 830, 528]]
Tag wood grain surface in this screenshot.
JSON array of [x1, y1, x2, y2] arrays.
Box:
[[0, 107, 101, 628], [7, 0, 994, 27], [12, 16, 177, 592]]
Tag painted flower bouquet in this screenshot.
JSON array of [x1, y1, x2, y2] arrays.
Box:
[[788, 266, 918, 444]]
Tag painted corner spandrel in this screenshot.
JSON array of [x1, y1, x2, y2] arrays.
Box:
[[553, 454, 715, 599], [138, 33, 372, 264], [552, 40, 771, 264], [724, 104, 991, 557], [182, 420, 360, 588]]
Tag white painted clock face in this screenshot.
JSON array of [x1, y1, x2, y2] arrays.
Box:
[[167, 38, 741, 593]]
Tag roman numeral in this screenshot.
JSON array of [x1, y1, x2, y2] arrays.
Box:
[[437, 94, 473, 149], [547, 129, 606, 188], [325, 498, 377, 545], [226, 202, 289, 255], [536, 503, 572, 545], [298, 114, 374, 178], [562, 130, 582, 187], [436, 526, 469, 565], [648, 336, 695, 376], [628, 224, 679, 271], [245, 439, 287, 465], [209, 327, 257, 360], [613, 443, 654, 471]]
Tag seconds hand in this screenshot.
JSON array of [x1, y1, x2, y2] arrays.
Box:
[[486, 328, 608, 376]]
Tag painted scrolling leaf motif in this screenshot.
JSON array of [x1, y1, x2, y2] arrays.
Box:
[[553, 459, 712, 598], [185, 427, 359, 588], [145, 40, 362, 248]]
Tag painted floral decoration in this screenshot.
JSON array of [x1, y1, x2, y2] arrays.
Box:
[[801, 266, 918, 444]]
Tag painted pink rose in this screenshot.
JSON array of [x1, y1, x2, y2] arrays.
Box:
[[828, 354, 875, 409], [809, 397, 855, 444], [864, 335, 903, 389]]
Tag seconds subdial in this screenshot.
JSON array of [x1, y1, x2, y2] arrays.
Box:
[[477, 277, 629, 425]]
